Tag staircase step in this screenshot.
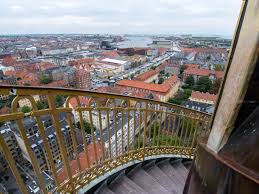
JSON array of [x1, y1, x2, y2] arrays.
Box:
[[182, 160, 192, 170], [171, 160, 189, 180], [127, 167, 171, 194], [95, 184, 116, 194], [157, 160, 186, 191], [144, 164, 180, 194], [109, 175, 147, 194]]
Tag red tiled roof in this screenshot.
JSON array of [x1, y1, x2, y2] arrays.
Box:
[[57, 142, 103, 184], [68, 96, 90, 108], [2, 57, 17, 66], [0, 107, 11, 114], [96, 86, 125, 94], [134, 69, 159, 81], [38, 62, 57, 71], [215, 71, 224, 78], [133, 47, 152, 51], [191, 91, 217, 103], [5, 70, 39, 85], [101, 51, 120, 58], [185, 64, 200, 69], [117, 75, 179, 94], [158, 47, 167, 53], [184, 68, 224, 79], [69, 58, 95, 69], [76, 58, 94, 63]]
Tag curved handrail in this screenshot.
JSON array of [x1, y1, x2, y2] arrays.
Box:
[[0, 86, 211, 193], [0, 85, 210, 117]]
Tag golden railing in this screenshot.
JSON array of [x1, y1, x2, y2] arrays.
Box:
[[0, 86, 211, 193]]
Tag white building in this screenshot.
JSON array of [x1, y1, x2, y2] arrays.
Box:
[[0, 65, 14, 74], [68, 97, 108, 130], [18, 95, 40, 108]]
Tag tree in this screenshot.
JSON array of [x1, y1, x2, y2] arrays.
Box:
[[159, 70, 165, 75], [195, 76, 212, 92], [180, 65, 187, 74], [130, 74, 134, 80], [168, 89, 192, 105], [36, 101, 48, 110], [158, 77, 164, 84], [214, 64, 224, 71], [165, 73, 170, 77], [206, 55, 211, 61], [77, 121, 95, 134], [210, 78, 222, 94], [151, 66, 156, 70], [185, 75, 195, 87], [21, 106, 31, 113], [182, 89, 192, 99], [39, 74, 51, 84], [168, 98, 183, 105], [55, 95, 66, 107]]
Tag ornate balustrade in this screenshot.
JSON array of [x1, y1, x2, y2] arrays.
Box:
[[0, 86, 211, 193]]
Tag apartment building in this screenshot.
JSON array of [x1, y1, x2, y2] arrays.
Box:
[[7, 114, 74, 171], [116, 75, 180, 102], [68, 96, 108, 130], [0, 128, 25, 173], [18, 95, 40, 108], [75, 69, 91, 89]]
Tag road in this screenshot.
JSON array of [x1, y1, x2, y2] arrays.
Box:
[[111, 52, 174, 81]]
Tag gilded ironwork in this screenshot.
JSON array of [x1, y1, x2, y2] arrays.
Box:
[[0, 86, 210, 193]]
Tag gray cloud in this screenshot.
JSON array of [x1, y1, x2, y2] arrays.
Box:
[[0, 0, 242, 36]]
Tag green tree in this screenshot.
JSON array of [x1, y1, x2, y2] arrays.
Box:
[[182, 89, 192, 99], [159, 70, 165, 75], [36, 101, 48, 110], [158, 77, 164, 84], [195, 76, 212, 92], [55, 95, 68, 107], [214, 64, 224, 71], [130, 74, 134, 80], [151, 66, 156, 70], [21, 106, 31, 113], [39, 74, 51, 84], [77, 121, 95, 134], [210, 78, 222, 94], [185, 75, 195, 87], [180, 65, 187, 74], [168, 89, 192, 105]]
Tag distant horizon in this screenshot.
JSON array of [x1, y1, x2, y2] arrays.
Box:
[[0, 33, 233, 39]]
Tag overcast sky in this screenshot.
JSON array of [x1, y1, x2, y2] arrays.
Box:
[[0, 0, 242, 36]]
